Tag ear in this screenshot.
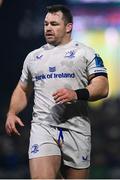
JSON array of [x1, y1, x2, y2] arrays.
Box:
[[66, 23, 73, 33]]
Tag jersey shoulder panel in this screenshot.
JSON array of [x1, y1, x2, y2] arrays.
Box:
[[74, 41, 95, 61], [24, 44, 48, 64]]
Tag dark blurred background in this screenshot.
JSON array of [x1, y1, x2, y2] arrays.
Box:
[[0, 0, 120, 178]]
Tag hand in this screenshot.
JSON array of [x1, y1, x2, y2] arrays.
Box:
[[5, 113, 24, 136], [52, 88, 77, 104]]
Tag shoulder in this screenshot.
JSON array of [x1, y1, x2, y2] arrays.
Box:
[[29, 44, 47, 56], [25, 44, 47, 61], [73, 40, 95, 60], [73, 41, 94, 52]]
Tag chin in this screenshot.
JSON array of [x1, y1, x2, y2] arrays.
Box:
[[45, 37, 56, 44], [46, 40, 56, 46]]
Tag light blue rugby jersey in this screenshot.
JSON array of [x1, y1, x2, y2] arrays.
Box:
[[20, 40, 107, 135]]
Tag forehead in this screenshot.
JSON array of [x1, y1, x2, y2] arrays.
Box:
[[45, 11, 64, 22]]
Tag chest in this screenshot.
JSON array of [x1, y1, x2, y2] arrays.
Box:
[[29, 48, 86, 77]]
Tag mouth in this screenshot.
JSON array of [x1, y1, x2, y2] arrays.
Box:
[[45, 33, 54, 38]]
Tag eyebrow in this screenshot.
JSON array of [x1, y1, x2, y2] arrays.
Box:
[[44, 20, 59, 24]]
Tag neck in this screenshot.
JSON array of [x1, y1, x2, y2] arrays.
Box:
[[60, 36, 72, 46], [52, 35, 72, 47]]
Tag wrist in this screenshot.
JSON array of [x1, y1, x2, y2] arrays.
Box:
[[75, 88, 89, 100], [7, 111, 16, 117]]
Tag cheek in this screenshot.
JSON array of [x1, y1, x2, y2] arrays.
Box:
[[44, 27, 46, 33], [55, 28, 65, 37]]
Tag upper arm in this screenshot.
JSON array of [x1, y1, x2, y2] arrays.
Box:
[[89, 75, 109, 89], [18, 80, 33, 99], [87, 75, 109, 101], [19, 52, 33, 98]]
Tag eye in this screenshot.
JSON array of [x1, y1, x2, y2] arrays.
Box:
[[44, 22, 48, 26], [51, 22, 59, 26]]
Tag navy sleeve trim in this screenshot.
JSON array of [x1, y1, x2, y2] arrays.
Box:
[[88, 72, 108, 84]]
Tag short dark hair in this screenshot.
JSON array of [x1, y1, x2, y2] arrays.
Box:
[[46, 4, 73, 24]]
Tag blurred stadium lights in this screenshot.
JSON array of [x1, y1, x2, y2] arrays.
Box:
[[68, 0, 120, 97]]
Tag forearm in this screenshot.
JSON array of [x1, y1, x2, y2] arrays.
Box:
[[52, 76, 109, 104], [8, 83, 28, 115], [75, 76, 109, 102]]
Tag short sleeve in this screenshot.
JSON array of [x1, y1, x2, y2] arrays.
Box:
[[20, 53, 32, 85], [86, 51, 107, 76]]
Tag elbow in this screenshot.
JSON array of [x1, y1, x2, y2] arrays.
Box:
[[102, 92, 108, 99], [102, 87, 109, 99], [101, 79, 109, 99]]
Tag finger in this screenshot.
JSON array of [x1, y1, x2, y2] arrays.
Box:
[[54, 94, 64, 102], [52, 92, 57, 97], [16, 118, 24, 127], [53, 95, 61, 101], [52, 90, 60, 97], [59, 98, 68, 104], [12, 127, 20, 136], [53, 92, 61, 99], [5, 123, 12, 135], [6, 128, 12, 136], [10, 121, 21, 136], [52, 89, 64, 97], [55, 95, 68, 103], [6, 123, 20, 136], [53, 91, 65, 100]]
